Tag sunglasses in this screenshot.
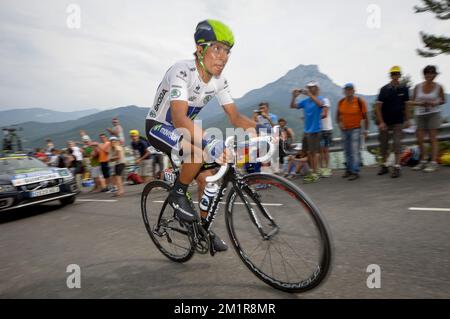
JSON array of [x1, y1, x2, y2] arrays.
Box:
[[390, 72, 401, 76]]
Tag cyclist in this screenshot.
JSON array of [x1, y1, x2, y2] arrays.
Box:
[[145, 20, 257, 252]]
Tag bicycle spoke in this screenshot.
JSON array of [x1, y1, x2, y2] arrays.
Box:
[[274, 233, 317, 273], [227, 173, 331, 292]]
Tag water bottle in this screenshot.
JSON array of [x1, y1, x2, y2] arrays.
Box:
[[199, 183, 219, 212]]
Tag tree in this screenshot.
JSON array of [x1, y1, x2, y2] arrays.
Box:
[[414, 0, 450, 57]]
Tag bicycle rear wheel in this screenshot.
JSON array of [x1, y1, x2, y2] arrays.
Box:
[[225, 173, 332, 293], [141, 180, 194, 263]]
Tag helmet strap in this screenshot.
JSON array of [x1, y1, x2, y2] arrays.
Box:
[[198, 44, 213, 77]]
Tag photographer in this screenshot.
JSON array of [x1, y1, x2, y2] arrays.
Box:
[[290, 81, 328, 183], [252, 102, 278, 133]]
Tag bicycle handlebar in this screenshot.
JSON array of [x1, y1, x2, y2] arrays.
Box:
[[205, 126, 279, 183]]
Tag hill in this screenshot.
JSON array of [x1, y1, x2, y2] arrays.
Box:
[[3, 106, 148, 150], [0, 108, 100, 127]]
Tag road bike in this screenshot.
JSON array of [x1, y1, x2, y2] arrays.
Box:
[[141, 131, 332, 293]]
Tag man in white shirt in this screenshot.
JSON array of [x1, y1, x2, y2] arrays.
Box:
[[320, 96, 333, 177]]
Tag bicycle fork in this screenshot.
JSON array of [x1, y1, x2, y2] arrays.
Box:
[[234, 183, 279, 241]]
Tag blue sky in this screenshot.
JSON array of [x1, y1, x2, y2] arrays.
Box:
[[0, 0, 448, 111]]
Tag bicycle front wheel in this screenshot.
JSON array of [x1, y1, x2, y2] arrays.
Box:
[[141, 180, 194, 263], [225, 173, 332, 293]]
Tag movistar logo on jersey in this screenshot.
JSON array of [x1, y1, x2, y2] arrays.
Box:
[[171, 89, 181, 99], [152, 124, 163, 132]]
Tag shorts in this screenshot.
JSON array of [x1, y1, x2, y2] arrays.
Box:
[[146, 119, 183, 156], [139, 159, 153, 177], [304, 132, 321, 153], [100, 162, 111, 179], [115, 163, 125, 176], [90, 166, 103, 179], [320, 130, 333, 148], [416, 112, 441, 130], [379, 124, 403, 156]]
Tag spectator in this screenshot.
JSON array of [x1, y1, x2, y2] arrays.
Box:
[[336, 83, 369, 181], [252, 102, 278, 132], [109, 137, 125, 197], [57, 149, 68, 168], [319, 96, 333, 178], [149, 144, 165, 180], [375, 66, 411, 178], [45, 139, 55, 154], [278, 118, 295, 174], [34, 148, 48, 163], [98, 133, 113, 191], [79, 130, 91, 143], [67, 141, 84, 189], [411, 65, 446, 173], [290, 81, 327, 183], [47, 149, 59, 167], [250, 102, 279, 174], [82, 136, 106, 192], [284, 147, 309, 179], [107, 118, 125, 145], [129, 130, 152, 183]]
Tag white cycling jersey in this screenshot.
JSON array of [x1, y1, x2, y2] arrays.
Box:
[[146, 59, 234, 125]]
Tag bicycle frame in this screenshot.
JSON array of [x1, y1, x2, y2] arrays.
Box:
[[202, 164, 279, 241]]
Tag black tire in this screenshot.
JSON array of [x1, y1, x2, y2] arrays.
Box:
[[141, 180, 195, 263], [60, 195, 76, 206], [225, 173, 332, 293]]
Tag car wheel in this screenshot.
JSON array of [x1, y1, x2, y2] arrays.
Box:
[[60, 196, 76, 206]]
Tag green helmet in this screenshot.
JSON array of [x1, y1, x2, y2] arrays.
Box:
[[194, 19, 235, 48]]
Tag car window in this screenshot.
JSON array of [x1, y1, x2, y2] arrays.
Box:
[[0, 157, 48, 174]]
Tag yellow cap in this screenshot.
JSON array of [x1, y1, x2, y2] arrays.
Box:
[[390, 66, 401, 73], [129, 129, 139, 136]]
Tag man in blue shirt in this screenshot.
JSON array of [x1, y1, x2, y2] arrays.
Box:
[[290, 81, 328, 183]]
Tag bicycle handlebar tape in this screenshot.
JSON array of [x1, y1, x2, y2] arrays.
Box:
[[204, 139, 226, 164]]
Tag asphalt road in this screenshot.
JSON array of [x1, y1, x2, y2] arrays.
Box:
[[0, 167, 449, 299]]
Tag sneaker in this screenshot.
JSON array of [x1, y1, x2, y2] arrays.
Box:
[[348, 173, 360, 181], [320, 168, 332, 178], [210, 231, 228, 252], [378, 165, 389, 176], [168, 190, 200, 223], [391, 166, 401, 178], [303, 173, 320, 184], [412, 161, 427, 171], [342, 171, 352, 178], [424, 162, 439, 173], [287, 174, 296, 179]]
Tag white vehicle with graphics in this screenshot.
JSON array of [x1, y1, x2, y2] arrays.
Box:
[[0, 155, 79, 211]]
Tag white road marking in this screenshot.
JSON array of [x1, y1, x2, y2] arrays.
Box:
[[409, 207, 450, 212], [152, 200, 283, 206], [77, 199, 118, 203]]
